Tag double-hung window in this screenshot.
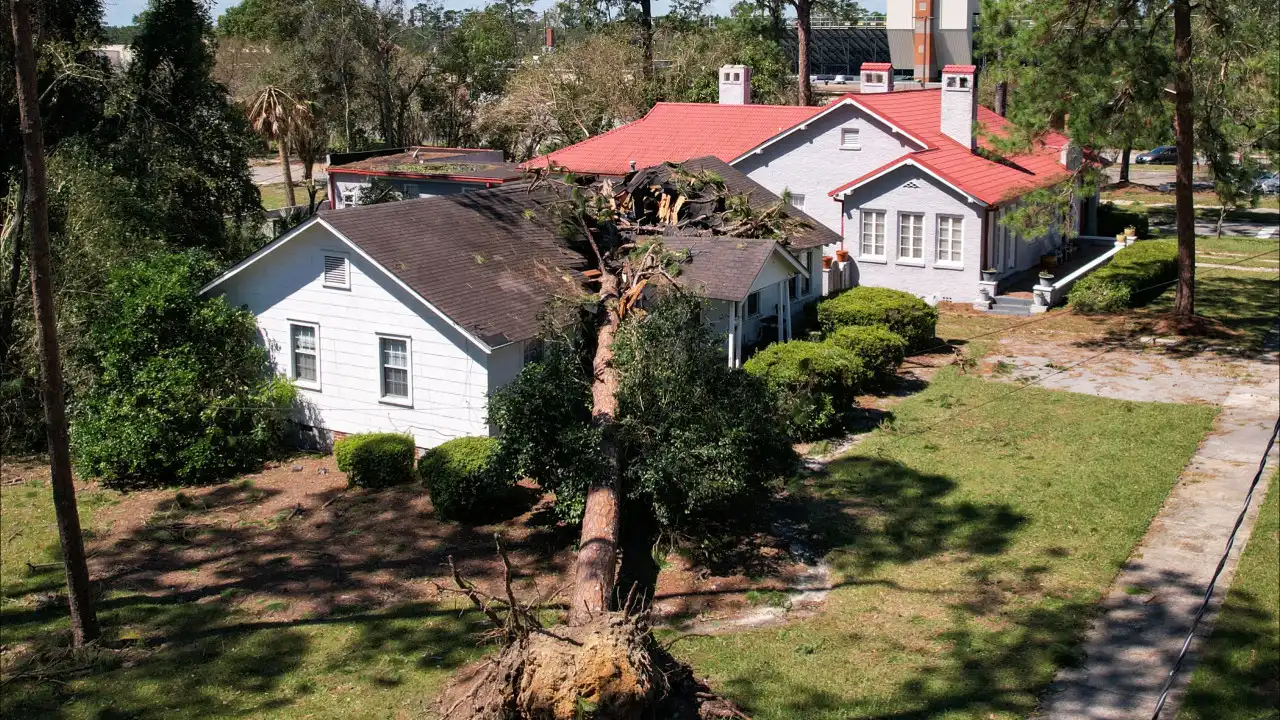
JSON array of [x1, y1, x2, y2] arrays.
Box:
[[898, 213, 924, 262], [787, 193, 806, 211], [746, 291, 761, 317], [936, 215, 964, 265], [290, 323, 319, 388], [860, 210, 886, 258], [379, 336, 411, 404]]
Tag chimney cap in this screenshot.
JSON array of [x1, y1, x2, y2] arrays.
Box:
[[942, 64, 977, 74], [861, 62, 893, 71]]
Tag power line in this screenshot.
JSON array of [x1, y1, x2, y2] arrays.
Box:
[[1150, 418, 1280, 720]]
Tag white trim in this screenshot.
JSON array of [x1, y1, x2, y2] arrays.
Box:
[[831, 158, 988, 207], [935, 214, 965, 267], [288, 320, 321, 391], [858, 209, 887, 260], [199, 216, 496, 354], [729, 96, 930, 164], [376, 333, 414, 407]]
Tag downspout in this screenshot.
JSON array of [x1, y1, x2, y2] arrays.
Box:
[[327, 173, 337, 210]]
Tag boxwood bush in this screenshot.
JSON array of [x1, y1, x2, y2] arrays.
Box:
[[825, 325, 907, 386], [816, 286, 938, 352], [1068, 240, 1179, 313], [418, 436, 513, 520], [334, 432, 416, 488], [1097, 202, 1151, 240], [743, 340, 871, 440]]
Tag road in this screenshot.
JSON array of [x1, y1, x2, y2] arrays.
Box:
[[251, 161, 326, 186]]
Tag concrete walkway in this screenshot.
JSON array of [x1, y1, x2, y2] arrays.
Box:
[[1021, 341, 1280, 719]]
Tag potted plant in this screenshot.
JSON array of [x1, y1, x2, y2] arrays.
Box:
[[981, 267, 998, 282], [835, 249, 851, 262], [1124, 225, 1137, 238], [822, 255, 833, 269], [1038, 271, 1054, 286]]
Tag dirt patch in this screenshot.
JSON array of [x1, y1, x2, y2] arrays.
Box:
[[14, 455, 828, 632]]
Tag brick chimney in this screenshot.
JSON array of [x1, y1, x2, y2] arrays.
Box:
[[860, 62, 893, 93], [718, 65, 751, 105], [940, 64, 977, 150]]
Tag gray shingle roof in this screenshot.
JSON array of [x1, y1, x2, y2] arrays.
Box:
[[665, 238, 787, 302], [322, 185, 586, 348]]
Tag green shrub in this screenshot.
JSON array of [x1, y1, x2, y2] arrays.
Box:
[[1097, 202, 1151, 240], [334, 432, 416, 488], [418, 436, 514, 520], [1069, 240, 1178, 313], [816, 286, 938, 351], [825, 325, 907, 386], [743, 340, 871, 440], [71, 253, 296, 488]]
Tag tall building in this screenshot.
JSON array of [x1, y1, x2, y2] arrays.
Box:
[[886, 0, 979, 81]]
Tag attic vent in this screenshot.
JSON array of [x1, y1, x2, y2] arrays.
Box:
[[903, 181, 921, 189], [323, 253, 350, 289]]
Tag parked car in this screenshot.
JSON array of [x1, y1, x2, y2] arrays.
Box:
[[1136, 146, 1178, 164], [1254, 173, 1280, 194], [1157, 180, 1213, 192]]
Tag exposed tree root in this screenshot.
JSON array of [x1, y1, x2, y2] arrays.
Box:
[[436, 537, 751, 720]]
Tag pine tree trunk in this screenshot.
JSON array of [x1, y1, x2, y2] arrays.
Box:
[[1171, 0, 1195, 320], [279, 140, 297, 208], [639, 0, 654, 83], [568, 278, 624, 626], [994, 81, 1008, 117], [1120, 146, 1131, 183], [1, 173, 26, 360], [9, 0, 100, 646], [796, 0, 813, 106]]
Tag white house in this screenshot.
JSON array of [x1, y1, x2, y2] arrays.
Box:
[[528, 63, 1098, 310], [200, 163, 828, 448]]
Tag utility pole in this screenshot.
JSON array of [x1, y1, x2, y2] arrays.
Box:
[[9, 0, 100, 645]]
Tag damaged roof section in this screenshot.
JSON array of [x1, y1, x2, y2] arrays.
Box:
[[329, 146, 525, 183]]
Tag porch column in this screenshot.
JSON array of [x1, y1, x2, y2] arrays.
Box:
[[732, 298, 742, 366], [776, 282, 785, 343], [734, 301, 745, 367], [783, 285, 792, 340]]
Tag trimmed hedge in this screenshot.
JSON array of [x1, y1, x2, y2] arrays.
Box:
[[1068, 240, 1179, 313], [1097, 202, 1151, 240], [418, 436, 513, 520], [825, 325, 907, 386], [743, 340, 871, 440], [334, 433, 416, 488], [816, 286, 938, 351]]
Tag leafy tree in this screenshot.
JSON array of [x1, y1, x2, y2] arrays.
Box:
[[788, 0, 861, 105], [71, 253, 296, 488], [356, 177, 403, 205]]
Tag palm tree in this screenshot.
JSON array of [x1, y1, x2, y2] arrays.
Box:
[[245, 85, 311, 208]]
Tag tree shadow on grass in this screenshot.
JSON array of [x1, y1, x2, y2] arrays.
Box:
[[1179, 586, 1279, 719], [803, 456, 1026, 576]]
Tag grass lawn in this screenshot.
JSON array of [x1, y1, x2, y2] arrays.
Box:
[[670, 370, 1217, 719], [0, 476, 491, 719], [259, 181, 326, 210], [1179, 473, 1279, 720], [1139, 267, 1280, 349], [1101, 185, 1280, 211], [1196, 235, 1280, 270]]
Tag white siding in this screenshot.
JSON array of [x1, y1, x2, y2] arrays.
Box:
[[212, 223, 499, 448], [735, 102, 917, 237], [841, 165, 985, 303]]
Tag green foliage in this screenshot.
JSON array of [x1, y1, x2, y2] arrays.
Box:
[[1068, 240, 1179, 313], [825, 325, 907, 387], [418, 436, 515, 520], [1096, 202, 1151, 239], [613, 293, 797, 531], [333, 432, 416, 489], [816, 286, 939, 351], [488, 330, 601, 524], [70, 253, 296, 488], [356, 177, 404, 205], [743, 340, 870, 440]]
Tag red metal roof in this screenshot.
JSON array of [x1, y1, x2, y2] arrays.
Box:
[[843, 89, 1071, 205], [527, 89, 1070, 206], [861, 62, 893, 71], [942, 64, 977, 73], [524, 102, 825, 176]]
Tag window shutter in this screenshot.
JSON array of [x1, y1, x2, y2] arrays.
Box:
[[323, 254, 349, 289]]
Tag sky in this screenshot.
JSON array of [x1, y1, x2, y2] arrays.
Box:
[[103, 0, 888, 28]]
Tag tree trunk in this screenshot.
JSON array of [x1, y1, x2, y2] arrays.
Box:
[[568, 279, 624, 626], [1171, 0, 1195, 320], [995, 81, 1008, 117], [9, 0, 100, 646], [795, 0, 813, 106], [1120, 146, 1131, 183], [278, 140, 297, 208], [1, 172, 26, 358], [639, 0, 654, 83]]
